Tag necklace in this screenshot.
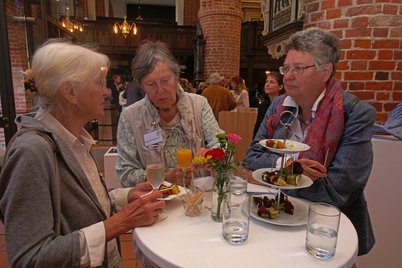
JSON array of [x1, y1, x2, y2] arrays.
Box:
[[298, 115, 313, 126]]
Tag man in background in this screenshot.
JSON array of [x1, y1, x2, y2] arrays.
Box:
[[201, 72, 236, 119]]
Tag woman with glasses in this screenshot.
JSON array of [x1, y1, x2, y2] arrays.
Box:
[[116, 40, 222, 187], [0, 41, 165, 267], [246, 28, 375, 256]]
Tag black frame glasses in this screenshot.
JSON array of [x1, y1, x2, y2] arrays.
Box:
[[279, 64, 316, 75]]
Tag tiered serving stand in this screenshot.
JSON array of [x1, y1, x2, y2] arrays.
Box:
[[253, 111, 312, 225]]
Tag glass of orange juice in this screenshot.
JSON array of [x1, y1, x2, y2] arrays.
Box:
[[176, 138, 192, 187]]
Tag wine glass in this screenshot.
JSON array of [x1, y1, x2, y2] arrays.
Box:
[[176, 137, 192, 188], [146, 154, 168, 220]]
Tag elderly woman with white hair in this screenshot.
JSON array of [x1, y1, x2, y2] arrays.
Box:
[[116, 40, 223, 187], [0, 40, 165, 267]]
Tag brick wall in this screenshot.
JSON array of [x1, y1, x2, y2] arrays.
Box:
[[1, 0, 31, 151], [199, 0, 243, 80], [184, 0, 200, 26], [303, 0, 402, 123]]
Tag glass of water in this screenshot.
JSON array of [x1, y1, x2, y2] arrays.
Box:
[[222, 163, 250, 245], [305, 202, 340, 260]]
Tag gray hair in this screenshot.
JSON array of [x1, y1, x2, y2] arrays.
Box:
[[284, 28, 340, 76], [132, 40, 184, 83], [31, 40, 109, 109], [207, 72, 224, 85]]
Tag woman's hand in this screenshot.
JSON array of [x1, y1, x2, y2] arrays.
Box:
[[127, 182, 154, 203], [104, 190, 165, 241], [290, 158, 327, 181]]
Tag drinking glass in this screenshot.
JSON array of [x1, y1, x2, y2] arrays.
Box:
[[176, 137, 192, 187], [305, 202, 340, 260], [146, 153, 168, 220], [222, 166, 250, 245]]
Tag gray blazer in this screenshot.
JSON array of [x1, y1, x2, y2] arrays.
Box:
[[0, 115, 113, 267], [246, 90, 376, 255]]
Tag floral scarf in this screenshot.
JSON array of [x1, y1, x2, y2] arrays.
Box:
[[267, 78, 344, 167]]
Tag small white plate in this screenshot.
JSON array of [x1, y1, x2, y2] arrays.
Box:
[[252, 168, 313, 190], [250, 195, 309, 226], [159, 182, 186, 201], [258, 139, 310, 154]]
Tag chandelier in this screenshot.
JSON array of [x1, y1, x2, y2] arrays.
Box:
[[60, 6, 83, 33], [113, 16, 138, 38]]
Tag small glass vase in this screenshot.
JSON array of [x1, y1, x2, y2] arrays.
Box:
[[211, 171, 230, 222]]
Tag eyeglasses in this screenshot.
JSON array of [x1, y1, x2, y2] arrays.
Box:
[[279, 64, 316, 75]]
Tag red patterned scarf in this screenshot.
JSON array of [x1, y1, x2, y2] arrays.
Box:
[[266, 78, 344, 167]]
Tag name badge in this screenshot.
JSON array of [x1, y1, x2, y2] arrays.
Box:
[[144, 129, 163, 147]]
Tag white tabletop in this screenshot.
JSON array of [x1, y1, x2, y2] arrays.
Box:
[[134, 188, 358, 268]]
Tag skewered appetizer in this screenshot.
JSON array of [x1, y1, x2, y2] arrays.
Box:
[[262, 162, 303, 186], [158, 183, 180, 198], [253, 193, 294, 219], [265, 139, 286, 149]]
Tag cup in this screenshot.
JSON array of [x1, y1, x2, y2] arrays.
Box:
[[181, 192, 204, 217], [222, 171, 250, 245], [305, 202, 341, 260]]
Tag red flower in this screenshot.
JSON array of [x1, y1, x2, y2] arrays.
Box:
[[205, 148, 226, 161]]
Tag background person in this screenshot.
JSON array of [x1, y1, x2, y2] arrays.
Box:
[[246, 28, 375, 256], [0, 41, 165, 267], [253, 71, 285, 137], [116, 40, 223, 187], [230, 76, 249, 108], [201, 72, 237, 119]]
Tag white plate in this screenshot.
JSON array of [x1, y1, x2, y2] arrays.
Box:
[[250, 194, 309, 226], [252, 168, 313, 190], [258, 139, 310, 154], [159, 182, 186, 201]]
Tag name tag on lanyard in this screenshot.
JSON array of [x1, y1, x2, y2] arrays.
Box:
[[144, 128, 163, 147]]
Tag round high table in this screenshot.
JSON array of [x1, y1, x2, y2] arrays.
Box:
[[134, 193, 358, 268]]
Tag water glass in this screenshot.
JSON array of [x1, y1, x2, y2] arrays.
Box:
[[222, 178, 250, 245], [230, 162, 249, 193], [305, 202, 340, 260]]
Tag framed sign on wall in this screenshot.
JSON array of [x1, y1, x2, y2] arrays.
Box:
[[260, 0, 304, 59]]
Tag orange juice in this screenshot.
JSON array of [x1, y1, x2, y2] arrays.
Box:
[[176, 149, 192, 169]]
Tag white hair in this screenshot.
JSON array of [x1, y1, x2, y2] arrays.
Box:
[[30, 40, 109, 109]]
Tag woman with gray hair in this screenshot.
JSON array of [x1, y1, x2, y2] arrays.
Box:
[[116, 40, 223, 187], [246, 28, 375, 255], [0, 40, 165, 267]]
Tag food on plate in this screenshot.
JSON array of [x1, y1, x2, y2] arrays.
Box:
[[265, 139, 286, 149], [262, 162, 303, 186], [253, 193, 294, 219], [158, 183, 180, 198]]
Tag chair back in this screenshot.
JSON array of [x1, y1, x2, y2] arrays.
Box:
[[218, 109, 257, 161]]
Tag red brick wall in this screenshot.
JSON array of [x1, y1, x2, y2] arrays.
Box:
[[1, 0, 31, 150], [303, 0, 402, 123], [199, 0, 243, 81], [184, 0, 200, 26]]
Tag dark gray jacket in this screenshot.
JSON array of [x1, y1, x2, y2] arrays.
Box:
[[0, 114, 113, 267]]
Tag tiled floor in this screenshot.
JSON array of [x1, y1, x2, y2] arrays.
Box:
[[0, 223, 143, 268]]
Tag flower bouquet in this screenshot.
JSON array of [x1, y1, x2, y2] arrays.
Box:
[[193, 133, 241, 221]]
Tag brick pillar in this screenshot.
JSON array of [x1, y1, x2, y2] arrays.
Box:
[[199, 0, 243, 81], [184, 0, 199, 26], [303, 0, 402, 123]]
